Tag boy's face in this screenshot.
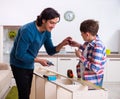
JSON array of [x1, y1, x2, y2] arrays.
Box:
[[42, 17, 59, 32], [81, 32, 89, 41], [81, 32, 93, 42], [81, 32, 95, 42]]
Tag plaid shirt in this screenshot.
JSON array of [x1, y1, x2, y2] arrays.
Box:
[[79, 35, 106, 86]]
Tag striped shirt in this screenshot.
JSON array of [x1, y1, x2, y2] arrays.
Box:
[[79, 35, 106, 86]]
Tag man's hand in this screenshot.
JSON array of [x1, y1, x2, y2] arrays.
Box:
[[61, 36, 72, 46], [34, 57, 48, 66], [56, 36, 72, 52]]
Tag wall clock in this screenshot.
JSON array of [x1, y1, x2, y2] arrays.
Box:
[[64, 11, 75, 22]]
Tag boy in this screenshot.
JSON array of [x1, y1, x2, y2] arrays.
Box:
[[69, 19, 106, 87]]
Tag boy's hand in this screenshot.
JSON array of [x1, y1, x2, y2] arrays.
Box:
[[68, 40, 81, 48], [75, 49, 82, 58]]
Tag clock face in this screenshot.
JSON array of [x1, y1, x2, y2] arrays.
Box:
[[64, 11, 75, 22]]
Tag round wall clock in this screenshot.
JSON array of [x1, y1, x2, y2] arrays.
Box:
[[64, 11, 75, 22]]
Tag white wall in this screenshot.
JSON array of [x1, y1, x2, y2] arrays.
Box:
[[0, 0, 120, 52], [0, 26, 3, 62]]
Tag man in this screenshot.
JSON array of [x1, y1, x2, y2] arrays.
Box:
[[10, 7, 71, 99], [69, 19, 106, 87]]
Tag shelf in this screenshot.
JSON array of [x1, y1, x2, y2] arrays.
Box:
[[30, 67, 108, 99]]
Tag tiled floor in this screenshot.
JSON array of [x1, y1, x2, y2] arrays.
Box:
[[103, 82, 120, 99]]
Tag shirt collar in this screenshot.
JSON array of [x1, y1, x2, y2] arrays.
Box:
[[88, 35, 99, 47]]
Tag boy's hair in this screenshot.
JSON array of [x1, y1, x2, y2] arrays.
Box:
[[36, 7, 60, 26], [80, 19, 99, 36]]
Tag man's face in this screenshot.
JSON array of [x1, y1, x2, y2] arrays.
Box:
[[42, 17, 59, 32]]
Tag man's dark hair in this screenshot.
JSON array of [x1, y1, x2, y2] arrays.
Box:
[[36, 7, 60, 26], [80, 19, 99, 36]]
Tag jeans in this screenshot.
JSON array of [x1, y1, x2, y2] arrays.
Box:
[[11, 65, 33, 99]]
